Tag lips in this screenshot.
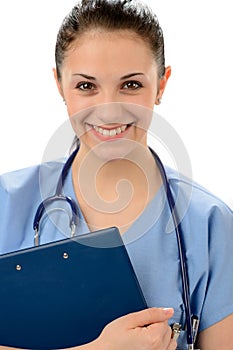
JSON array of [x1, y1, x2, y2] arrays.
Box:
[[87, 123, 132, 139], [92, 124, 127, 136]]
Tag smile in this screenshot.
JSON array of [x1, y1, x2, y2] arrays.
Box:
[[91, 124, 129, 137]]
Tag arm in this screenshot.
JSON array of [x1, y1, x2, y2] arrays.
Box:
[[197, 313, 233, 350], [0, 308, 177, 350]]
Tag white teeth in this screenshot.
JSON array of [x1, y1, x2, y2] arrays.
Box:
[[103, 129, 109, 136], [109, 129, 117, 136], [92, 124, 128, 137]]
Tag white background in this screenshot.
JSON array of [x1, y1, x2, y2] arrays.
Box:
[[0, 0, 232, 208]]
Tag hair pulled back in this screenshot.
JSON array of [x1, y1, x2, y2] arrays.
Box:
[[55, 0, 165, 80]]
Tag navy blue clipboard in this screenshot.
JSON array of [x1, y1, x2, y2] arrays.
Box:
[[0, 227, 147, 349]]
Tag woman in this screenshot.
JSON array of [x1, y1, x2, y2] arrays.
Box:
[[0, 0, 232, 349]]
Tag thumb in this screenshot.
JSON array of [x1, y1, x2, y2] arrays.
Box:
[[123, 307, 174, 329]]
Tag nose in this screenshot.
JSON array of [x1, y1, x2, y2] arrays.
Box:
[[96, 87, 119, 105], [92, 88, 125, 124], [95, 102, 124, 125]]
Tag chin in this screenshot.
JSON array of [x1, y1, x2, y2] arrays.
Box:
[[90, 138, 139, 163]]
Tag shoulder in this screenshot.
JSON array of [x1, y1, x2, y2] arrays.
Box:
[[0, 159, 67, 254], [0, 159, 66, 197], [0, 165, 39, 194], [165, 166, 232, 219]]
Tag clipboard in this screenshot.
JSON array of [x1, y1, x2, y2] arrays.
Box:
[[0, 227, 147, 349]]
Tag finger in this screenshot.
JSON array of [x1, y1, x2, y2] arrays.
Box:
[[121, 307, 174, 328], [148, 318, 172, 346], [167, 338, 177, 350], [162, 324, 173, 348]]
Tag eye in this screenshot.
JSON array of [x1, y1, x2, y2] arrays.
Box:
[[75, 81, 97, 91], [121, 80, 143, 90]]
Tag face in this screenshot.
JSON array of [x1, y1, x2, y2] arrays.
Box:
[[55, 30, 170, 161]]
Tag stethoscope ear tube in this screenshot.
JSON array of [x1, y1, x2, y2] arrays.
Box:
[[149, 147, 194, 347]]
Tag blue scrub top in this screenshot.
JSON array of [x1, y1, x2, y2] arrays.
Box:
[[0, 158, 233, 350]]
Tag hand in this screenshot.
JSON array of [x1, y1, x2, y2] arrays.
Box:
[[95, 307, 177, 350], [0, 308, 176, 350]]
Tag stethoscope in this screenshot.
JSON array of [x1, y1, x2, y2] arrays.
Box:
[[33, 145, 199, 350]]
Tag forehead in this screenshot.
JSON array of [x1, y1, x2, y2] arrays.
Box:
[[63, 29, 155, 68], [73, 29, 150, 46]]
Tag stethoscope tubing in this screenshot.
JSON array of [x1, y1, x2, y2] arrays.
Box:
[[149, 147, 194, 346], [33, 145, 194, 347]]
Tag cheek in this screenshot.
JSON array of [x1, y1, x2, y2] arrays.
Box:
[[62, 84, 92, 117], [131, 91, 157, 110], [68, 108, 90, 138], [68, 104, 102, 139], [65, 97, 86, 117]]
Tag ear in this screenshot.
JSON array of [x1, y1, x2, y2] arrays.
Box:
[[155, 66, 171, 105], [53, 67, 64, 99]]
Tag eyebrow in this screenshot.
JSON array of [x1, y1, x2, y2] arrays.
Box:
[[72, 72, 145, 80], [120, 73, 145, 80], [72, 73, 96, 80]]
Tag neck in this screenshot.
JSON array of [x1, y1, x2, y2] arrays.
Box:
[[71, 144, 162, 233], [72, 144, 161, 204]]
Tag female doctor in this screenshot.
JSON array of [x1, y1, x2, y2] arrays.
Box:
[[0, 0, 233, 349]]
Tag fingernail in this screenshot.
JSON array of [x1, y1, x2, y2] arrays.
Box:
[[162, 308, 174, 315]]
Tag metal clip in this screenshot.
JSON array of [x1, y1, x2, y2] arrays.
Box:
[[192, 315, 200, 344], [70, 222, 76, 237], [188, 345, 194, 350], [171, 323, 181, 341], [34, 228, 39, 246]]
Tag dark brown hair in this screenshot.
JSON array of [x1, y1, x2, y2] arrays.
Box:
[[55, 0, 165, 80]]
